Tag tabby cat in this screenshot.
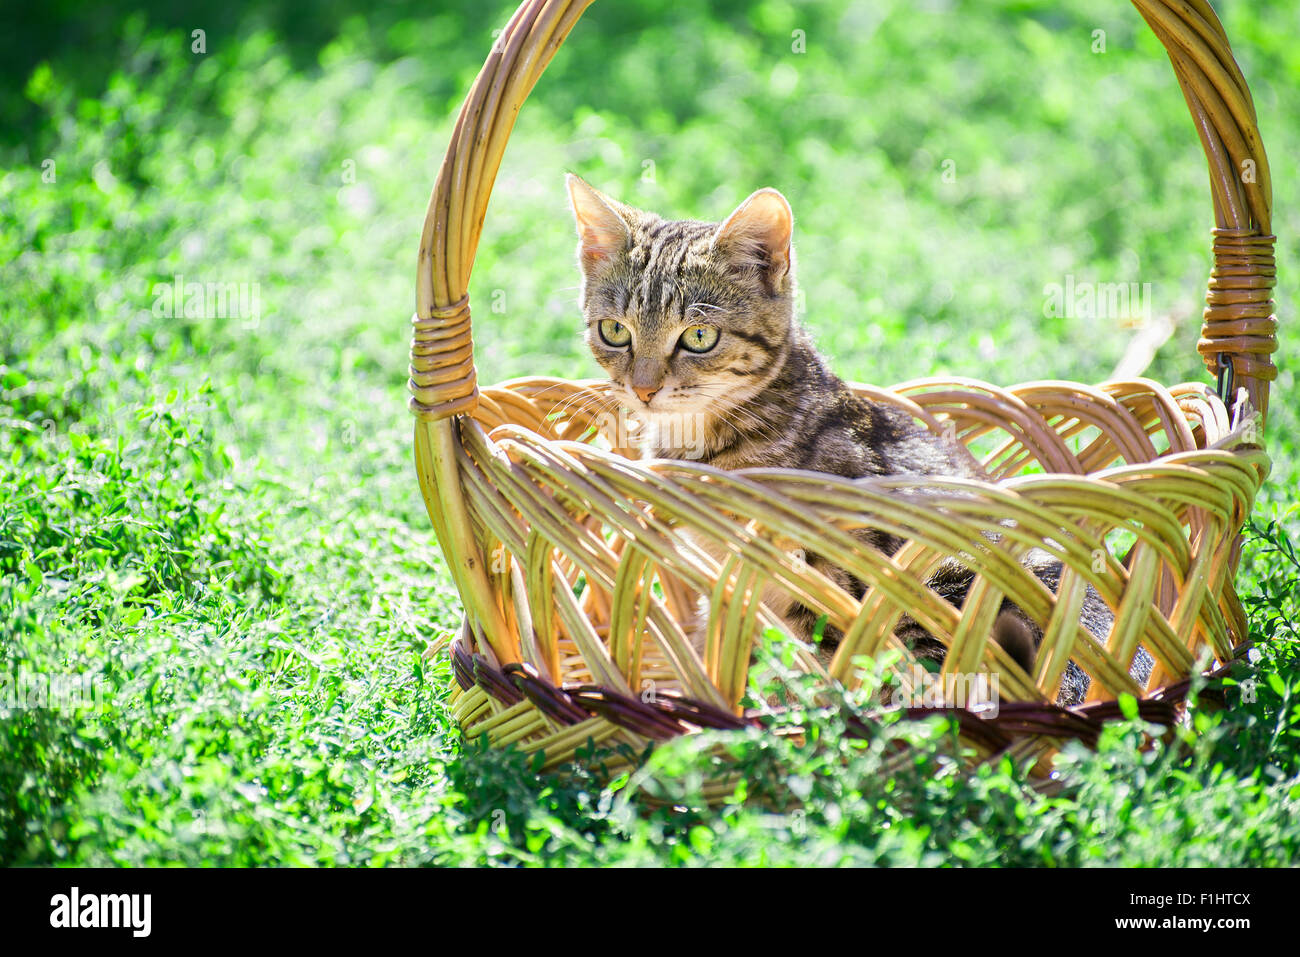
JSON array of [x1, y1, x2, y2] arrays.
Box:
[[565, 174, 1149, 705]]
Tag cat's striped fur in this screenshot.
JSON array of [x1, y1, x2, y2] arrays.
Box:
[[566, 174, 1150, 705]]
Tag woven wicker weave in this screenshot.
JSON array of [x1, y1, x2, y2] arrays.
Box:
[[410, 0, 1275, 791]]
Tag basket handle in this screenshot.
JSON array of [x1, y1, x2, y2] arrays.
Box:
[[1132, 0, 1276, 422], [409, 0, 595, 421], [412, 0, 1277, 423]]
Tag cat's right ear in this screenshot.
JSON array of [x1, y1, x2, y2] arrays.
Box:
[[566, 174, 629, 271]]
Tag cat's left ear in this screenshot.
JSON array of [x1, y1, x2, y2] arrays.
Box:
[[711, 188, 794, 293]]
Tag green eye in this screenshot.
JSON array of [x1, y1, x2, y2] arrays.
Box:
[[679, 325, 719, 353], [598, 319, 631, 347]]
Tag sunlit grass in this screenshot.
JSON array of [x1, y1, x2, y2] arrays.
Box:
[[1, 0, 1297, 865]]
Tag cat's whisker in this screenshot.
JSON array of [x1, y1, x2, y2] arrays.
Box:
[[714, 406, 785, 448], [686, 302, 726, 321], [542, 396, 594, 430], [716, 404, 787, 447], [684, 390, 778, 445], [573, 394, 624, 430], [551, 390, 620, 433], [544, 380, 617, 417], [690, 384, 785, 445], [526, 380, 605, 411]]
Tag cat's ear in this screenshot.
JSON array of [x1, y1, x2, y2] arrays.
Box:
[[566, 174, 630, 271], [711, 188, 794, 293]]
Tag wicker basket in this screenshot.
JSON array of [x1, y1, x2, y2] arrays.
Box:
[[411, 0, 1275, 794]]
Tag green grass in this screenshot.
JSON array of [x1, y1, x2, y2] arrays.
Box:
[[2, 0, 1298, 865]]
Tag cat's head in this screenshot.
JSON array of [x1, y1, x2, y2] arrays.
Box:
[[566, 174, 796, 423]]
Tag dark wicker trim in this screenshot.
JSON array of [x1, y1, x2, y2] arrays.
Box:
[[450, 637, 1249, 752], [451, 638, 477, 692], [504, 662, 591, 724], [570, 685, 752, 739], [456, 640, 523, 706]]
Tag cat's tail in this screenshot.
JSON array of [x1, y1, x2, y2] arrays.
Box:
[[991, 608, 1037, 674]]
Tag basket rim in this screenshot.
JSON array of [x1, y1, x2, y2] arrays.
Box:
[[468, 372, 1270, 485]]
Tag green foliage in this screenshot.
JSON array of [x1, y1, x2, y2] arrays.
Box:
[[2, 0, 1297, 866]]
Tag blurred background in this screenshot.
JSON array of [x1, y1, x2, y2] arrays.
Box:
[[1, 0, 1296, 864], [4, 1, 1296, 479]]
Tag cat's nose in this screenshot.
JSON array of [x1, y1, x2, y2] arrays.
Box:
[[633, 384, 660, 404]]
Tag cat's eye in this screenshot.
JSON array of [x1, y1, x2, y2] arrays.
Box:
[[598, 318, 631, 347], [679, 325, 720, 353]]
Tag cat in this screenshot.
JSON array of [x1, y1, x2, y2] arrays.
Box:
[[565, 173, 1150, 706]]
